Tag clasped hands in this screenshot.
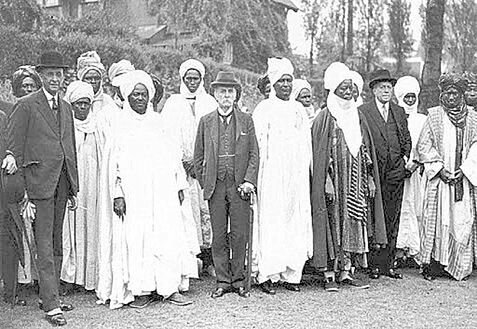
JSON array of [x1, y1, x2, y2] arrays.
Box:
[[237, 182, 255, 200], [438, 168, 463, 185]]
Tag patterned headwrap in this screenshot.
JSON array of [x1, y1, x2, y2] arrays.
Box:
[[76, 51, 105, 80], [463, 71, 477, 86], [438, 73, 468, 94], [257, 75, 270, 96], [291, 79, 312, 101], [109, 59, 135, 87], [11, 65, 42, 97]]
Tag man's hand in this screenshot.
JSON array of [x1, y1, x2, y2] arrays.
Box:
[[238, 182, 255, 200], [452, 168, 464, 184], [438, 168, 453, 184], [178, 190, 184, 205], [1, 154, 17, 174], [67, 196, 78, 211], [114, 197, 126, 218], [367, 176, 376, 198]]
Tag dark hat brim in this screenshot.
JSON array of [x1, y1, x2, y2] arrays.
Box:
[[36, 64, 69, 70], [369, 78, 397, 89], [210, 81, 240, 88]]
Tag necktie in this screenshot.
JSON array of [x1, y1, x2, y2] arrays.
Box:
[[219, 112, 232, 128], [382, 103, 388, 122], [52, 97, 59, 123]]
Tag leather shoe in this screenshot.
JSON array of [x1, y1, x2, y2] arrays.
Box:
[[45, 313, 67, 326], [211, 287, 230, 298], [236, 287, 250, 298], [259, 280, 276, 295], [386, 269, 403, 279], [282, 282, 300, 292], [369, 268, 381, 280], [39, 302, 74, 312]]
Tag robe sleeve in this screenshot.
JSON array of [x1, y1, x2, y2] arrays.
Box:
[[417, 117, 444, 180], [460, 141, 477, 186]]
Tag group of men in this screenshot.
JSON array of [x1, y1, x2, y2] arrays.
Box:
[[0, 50, 476, 327]]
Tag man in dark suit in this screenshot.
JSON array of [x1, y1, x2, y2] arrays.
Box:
[[7, 51, 78, 326], [194, 72, 259, 299], [359, 69, 411, 280]]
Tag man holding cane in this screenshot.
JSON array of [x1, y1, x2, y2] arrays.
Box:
[[194, 71, 259, 298]]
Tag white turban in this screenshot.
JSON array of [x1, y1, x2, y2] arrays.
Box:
[[179, 59, 207, 98], [291, 79, 312, 101], [395, 76, 420, 115], [118, 70, 155, 117], [64, 80, 94, 104], [109, 59, 135, 87], [323, 62, 351, 91], [77, 51, 105, 80], [267, 57, 294, 88]]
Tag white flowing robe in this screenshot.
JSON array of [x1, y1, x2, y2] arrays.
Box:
[[253, 97, 313, 284], [396, 112, 427, 256], [417, 106, 477, 280]]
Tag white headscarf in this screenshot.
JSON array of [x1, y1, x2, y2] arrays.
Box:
[[291, 79, 312, 101], [77, 51, 106, 80], [109, 59, 135, 87], [394, 76, 420, 115], [324, 62, 362, 157], [350, 70, 364, 107], [118, 70, 156, 118], [266, 57, 294, 98], [64, 81, 96, 146], [179, 59, 207, 98]]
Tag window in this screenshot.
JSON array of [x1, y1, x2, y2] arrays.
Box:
[[83, 0, 99, 3], [44, 0, 60, 7]]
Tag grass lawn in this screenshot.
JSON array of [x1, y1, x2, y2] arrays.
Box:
[[0, 268, 476, 329]]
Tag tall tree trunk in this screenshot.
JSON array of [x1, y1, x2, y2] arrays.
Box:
[[346, 0, 354, 57], [421, 0, 446, 110], [309, 29, 315, 77]]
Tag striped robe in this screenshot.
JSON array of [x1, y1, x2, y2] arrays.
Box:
[[417, 106, 477, 280]]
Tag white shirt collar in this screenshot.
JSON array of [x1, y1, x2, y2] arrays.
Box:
[[375, 97, 389, 110], [43, 88, 58, 103], [217, 107, 234, 124]]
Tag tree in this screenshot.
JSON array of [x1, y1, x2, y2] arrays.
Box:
[[346, 0, 354, 57], [445, 0, 477, 72], [0, 0, 41, 32], [356, 0, 385, 72], [421, 0, 446, 110], [387, 0, 413, 74], [302, 0, 328, 76]]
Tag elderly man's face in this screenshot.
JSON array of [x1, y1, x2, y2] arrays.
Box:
[[183, 69, 201, 94], [441, 86, 462, 108], [20, 77, 38, 97], [214, 86, 236, 111], [403, 93, 417, 107], [72, 97, 92, 121], [128, 83, 149, 114], [274, 74, 293, 101], [465, 83, 477, 106], [373, 81, 393, 103], [297, 88, 312, 107], [334, 79, 354, 101], [83, 69, 102, 94], [39, 67, 64, 96]]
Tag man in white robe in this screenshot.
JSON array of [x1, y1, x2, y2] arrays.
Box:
[[61, 81, 99, 291], [161, 59, 218, 280], [291, 79, 316, 127], [253, 57, 313, 294], [417, 73, 477, 281], [395, 76, 427, 260]]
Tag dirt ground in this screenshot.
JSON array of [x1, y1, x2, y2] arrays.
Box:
[[0, 268, 476, 329]]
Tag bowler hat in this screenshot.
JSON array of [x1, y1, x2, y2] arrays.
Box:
[[369, 69, 397, 89], [36, 51, 68, 70], [210, 71, 241, 88]]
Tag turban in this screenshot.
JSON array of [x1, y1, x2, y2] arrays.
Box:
[[267, 57, 294, 87], [64, 80, 94, 104], [179, 59, 206, 97], [323, 62, 349, 91], [395, 76, 420, 115], [11, 65, 42, 97], [291, 79, 312, 101], [118, 70, 155, 105], [109, 59, 135, 87], [438, 73, 467, 94], [350, 71, 364, 94], [463, 71, 477, 86], [76, 51, 105, 80]]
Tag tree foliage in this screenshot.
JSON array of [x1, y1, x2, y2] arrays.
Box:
[[387, 0, 413, 74], [0, 0, 42, 32], [356, 0, 385, 71]]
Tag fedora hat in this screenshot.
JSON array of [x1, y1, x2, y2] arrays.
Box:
[[36, 51, 68, 70], [369, 69, 397, 89], [210, 71, 240, 88]]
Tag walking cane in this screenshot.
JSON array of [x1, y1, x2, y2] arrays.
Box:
[[246, 191, 256, 293]]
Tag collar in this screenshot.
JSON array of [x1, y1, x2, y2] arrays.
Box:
[[217, 106, 234, 117], [375, 97, 389, 110], [43, 88, 58, 102]]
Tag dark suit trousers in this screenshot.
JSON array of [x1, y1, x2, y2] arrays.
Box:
[[32, 167, 69, 312], [208, 176, 250, 289], [371, 165, 405, 272], [1, 209, 19, 301]]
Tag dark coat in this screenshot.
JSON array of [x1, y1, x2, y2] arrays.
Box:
[[359, 100, 412, 182], [0, 100, 13, 118], [7, 90, 78, 200], [310, 108, 387, 269], [194, 109, 259, 200]]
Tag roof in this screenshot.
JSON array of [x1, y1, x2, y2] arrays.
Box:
[[273, 0, 299, 12], [135, 25, 167, 41]]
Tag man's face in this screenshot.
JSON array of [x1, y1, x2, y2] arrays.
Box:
[[334, 79, 354, 101], [39, 67, 64, 95], [82, 69, 102, 94], [20, 77, 39, 97], [373, 81, 393, 103], [274, 74, 293, 101], [72, 97, 92, 121], [128, 83, 149, 114], [297, 88, 312, 107], [183, 69, 201, 93], [441, 86, 462, 108], [403, 93, 417, 107], [214, 86, 236, 111], [464, 82, 477, 106]]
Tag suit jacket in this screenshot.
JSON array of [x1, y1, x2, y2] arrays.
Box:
[[7, 90, 78, 200], [194, 108, 259, 200], [359, 100, 411, 182]]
